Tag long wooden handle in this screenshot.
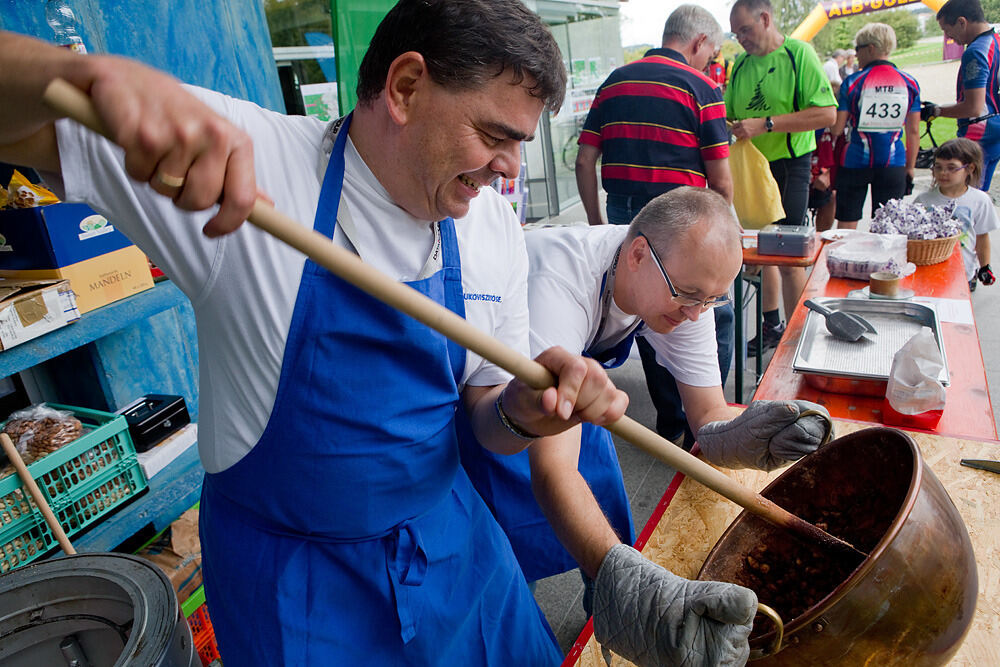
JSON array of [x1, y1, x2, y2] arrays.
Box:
[[41, 78, 863, 559], [1, 433, 76, 555]]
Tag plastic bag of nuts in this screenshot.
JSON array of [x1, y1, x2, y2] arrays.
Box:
[[2, 404, 82, 466]]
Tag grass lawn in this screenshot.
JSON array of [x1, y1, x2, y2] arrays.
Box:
[[918, 116, 959, 149], [892, 41, 947, 68]]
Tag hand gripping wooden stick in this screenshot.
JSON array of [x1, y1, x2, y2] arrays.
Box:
[[41, 78, 865, 560], [1, 433, 76, 555]]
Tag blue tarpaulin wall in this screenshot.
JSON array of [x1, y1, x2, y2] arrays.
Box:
[[0, 0, 284, 417], [0, 0, 283, 111]]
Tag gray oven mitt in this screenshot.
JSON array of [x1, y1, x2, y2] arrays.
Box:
[[593, 544, 756, 667], [697, 400, 833, 471]]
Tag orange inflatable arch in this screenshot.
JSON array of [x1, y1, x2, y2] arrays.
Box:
[[791, 0, 947, 41]]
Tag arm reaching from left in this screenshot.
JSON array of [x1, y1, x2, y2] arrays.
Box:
[[697, 400, 833, 471], [0, 30, 257, 236]]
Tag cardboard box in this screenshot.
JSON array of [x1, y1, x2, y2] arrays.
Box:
[[0, 278, 80, 350], [0, 203, 135, 268], [136, 506, 202, 605], [0, 246, 153, 314], [0, 203, 153, 313]]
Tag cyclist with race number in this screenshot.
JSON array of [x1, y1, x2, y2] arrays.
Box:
[[929, 0, 1000, 190], [831, 22, 921, 230]]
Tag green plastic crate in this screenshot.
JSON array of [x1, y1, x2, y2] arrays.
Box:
[[183, 584, 207, 619], [0, 404, 148, 573]]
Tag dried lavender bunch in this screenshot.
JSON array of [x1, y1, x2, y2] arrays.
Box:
[[870, 199, 962, 240]]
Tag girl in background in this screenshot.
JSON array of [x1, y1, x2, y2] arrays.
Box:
[[915, 138, 998, 292]]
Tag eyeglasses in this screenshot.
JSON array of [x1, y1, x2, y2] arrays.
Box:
[[855, 43, 872, 50], [932, 163, 968, 173], [638, 232, 731, 310]]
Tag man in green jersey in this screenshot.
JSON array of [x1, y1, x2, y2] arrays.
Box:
[[726, 0, 836, 355]]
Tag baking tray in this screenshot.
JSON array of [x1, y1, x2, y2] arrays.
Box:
[[792, 298, 949, 396]]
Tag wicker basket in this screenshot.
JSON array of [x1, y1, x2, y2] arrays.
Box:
[[907, 234, 959, 266]]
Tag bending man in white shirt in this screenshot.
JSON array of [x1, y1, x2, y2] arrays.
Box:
[[461, 187, 833, 666]]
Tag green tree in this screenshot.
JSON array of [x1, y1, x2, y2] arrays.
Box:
[[720, 38, 743, 62], [812, 10, 920, 55], [813, 15, 859, 56], [924, 16, 942, 38], [624, 45, 653, 64], [879, 9, 920, 50], [771, 0, 816, 34], [982, 0, 1000, 21]]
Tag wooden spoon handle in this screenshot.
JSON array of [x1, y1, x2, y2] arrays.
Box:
[[0, 433, 76, 555], [41, 78, 865, 560]]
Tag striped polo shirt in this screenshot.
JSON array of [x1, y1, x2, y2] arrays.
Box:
[[957, 28, 1000, 146], [579, 48, 729, 197]]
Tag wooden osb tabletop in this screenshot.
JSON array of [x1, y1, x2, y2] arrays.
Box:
[[563, 416, 999, 667]]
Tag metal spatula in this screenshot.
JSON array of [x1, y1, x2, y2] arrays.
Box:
[[804, 299, 877, 342]]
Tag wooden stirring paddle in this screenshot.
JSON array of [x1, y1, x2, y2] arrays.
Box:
[[42, 78, 866, 561]]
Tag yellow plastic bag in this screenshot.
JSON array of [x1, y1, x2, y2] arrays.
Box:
[[730, 139, 784, 229]]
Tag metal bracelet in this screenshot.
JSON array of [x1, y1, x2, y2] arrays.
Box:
[[495, 391, 539, 440]]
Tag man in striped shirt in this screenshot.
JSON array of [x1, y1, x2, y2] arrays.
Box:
[[576, 4, 734, 446], [576, 6, 731, 227]]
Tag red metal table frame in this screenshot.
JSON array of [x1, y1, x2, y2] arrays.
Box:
[[733, 240, 824, 404], [754, 244, 997, 441]]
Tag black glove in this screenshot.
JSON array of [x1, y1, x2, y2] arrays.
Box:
[[920, 101, 940, 122], [978, 264, 995, 285]]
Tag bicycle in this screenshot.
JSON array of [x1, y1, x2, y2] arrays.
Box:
[[917, 104, 998, 169]]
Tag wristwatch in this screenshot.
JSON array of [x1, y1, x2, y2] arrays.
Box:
[[765, 116, 775, 133]]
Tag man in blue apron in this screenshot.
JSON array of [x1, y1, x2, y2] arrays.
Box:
[[2, 1, 757, 663], [461, 188, 833, 664], [3, 1, 782, 662]]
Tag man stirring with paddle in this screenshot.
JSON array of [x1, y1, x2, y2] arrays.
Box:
[[0, 1, 766, 663]]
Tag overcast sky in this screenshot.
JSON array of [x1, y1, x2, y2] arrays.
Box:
[[619, 0, 734, 47]]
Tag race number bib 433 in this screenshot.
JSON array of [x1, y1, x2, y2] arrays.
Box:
[[858, 84, 908, 132]]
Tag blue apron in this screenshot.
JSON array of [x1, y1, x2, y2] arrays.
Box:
[[199, 114, 562, 665], [457, 257, 636, 582]]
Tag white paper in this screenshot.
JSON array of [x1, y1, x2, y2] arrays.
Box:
[[912, 297, 975, 325], [136, 423, 198, 479], [0, 287, 66, 349]]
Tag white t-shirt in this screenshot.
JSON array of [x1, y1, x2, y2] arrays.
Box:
[[914, 186, 1000, 280], [525, 225, 720, 387], [823, 59, 842, 87], [53, 86, 529, 472]]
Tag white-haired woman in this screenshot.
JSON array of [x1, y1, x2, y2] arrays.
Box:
[[831, 22, 921, 229]]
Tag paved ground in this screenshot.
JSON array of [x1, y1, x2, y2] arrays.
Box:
[[909, 60, 961, 105], [530, 56, 1000, 654]]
